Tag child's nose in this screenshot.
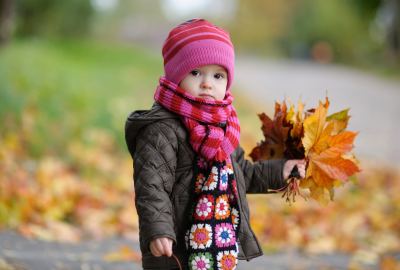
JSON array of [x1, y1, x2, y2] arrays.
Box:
[[200, 77, 212, 89]]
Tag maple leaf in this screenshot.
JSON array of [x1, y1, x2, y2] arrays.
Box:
[[320, 131, 358, 158], [286, 99, 304, 139], [326, 109, 350, 135], [302, 98, 329, 156], [249, 109, 289, 160], [252, 97, 360, 204], [250, 100, 304, 162]]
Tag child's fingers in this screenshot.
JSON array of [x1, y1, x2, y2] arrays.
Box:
[[151, 247, 162, 257], [155, 239, 166, 255], [296, 159, 306, 165], [168, 239, 173, 257], [150, 241, 162, 257], [284, 159, 307, 179], [299, 168, 306, 178], [161, 238, 173, 257], [299, 163, 306, 178], [150, 239, 163, 257], [289, 160, 306, 179]]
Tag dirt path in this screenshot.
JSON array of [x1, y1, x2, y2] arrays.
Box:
[[235, 57, 400, 167], [0, 230, 381, 270]]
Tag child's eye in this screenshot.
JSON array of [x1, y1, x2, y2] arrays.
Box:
[[214, 73, 225, 79], [190, 70, 200, 76]]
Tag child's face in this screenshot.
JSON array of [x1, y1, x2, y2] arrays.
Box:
[[179, 64, 228, 101]]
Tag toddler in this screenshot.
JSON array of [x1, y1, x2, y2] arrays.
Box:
[[125, 19, 305, 270]]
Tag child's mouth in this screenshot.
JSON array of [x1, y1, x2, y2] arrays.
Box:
[[199, 94, 214, 100]]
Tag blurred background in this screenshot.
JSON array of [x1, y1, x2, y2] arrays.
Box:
[[0, 0, 399, 269]]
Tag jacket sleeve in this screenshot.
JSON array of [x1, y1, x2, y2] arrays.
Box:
[[132, 121, 178, 251], [234, 145, 287, 193]]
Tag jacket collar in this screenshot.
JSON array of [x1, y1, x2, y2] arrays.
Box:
[[125, 102, 179, 156]]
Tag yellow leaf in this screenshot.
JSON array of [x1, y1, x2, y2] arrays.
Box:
[[302, 101, 328, 156], [327, 108, 350, 135], [313, 121, 335, 154], [296, 99, 305, 123], [286, 103, 295, 124]]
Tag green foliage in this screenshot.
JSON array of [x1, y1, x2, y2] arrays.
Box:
[[229, 0, 295, 54], [0, 39, 161, 157], [283, 0, 376, 62], [228, 0, 390, 67], [282, 0, 383, 63], [15, 0, 94, 38], [351, 0, 381, 19]]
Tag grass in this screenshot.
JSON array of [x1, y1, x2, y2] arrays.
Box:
[[0, 38, 163, 157]]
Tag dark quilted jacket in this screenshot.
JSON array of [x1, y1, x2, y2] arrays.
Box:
[[125, 102, 287, 269]]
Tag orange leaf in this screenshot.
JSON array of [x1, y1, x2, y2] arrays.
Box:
[[312, 155, 360, 181], [320, 131, 358, 158]]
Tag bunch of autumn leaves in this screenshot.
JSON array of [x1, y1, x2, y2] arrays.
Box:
[[250, 98, 361, 204]]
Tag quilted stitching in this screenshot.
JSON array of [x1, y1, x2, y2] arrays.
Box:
[[125, 104, 287, 267]]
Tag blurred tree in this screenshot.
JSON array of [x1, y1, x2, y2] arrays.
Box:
[[283, 0, 374, 62], [228, 0, 397, 66], [352, 0, 381, 19], [92, 0, 169, 47], [382, 0, 400, 58], [352, 0, 399, 59], [228, 0, 297, 54], [15, 0, 94, 38], [0, 0, 14, 45]]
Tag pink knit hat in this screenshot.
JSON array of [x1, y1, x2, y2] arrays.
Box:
[[162, 19, 235, 90]]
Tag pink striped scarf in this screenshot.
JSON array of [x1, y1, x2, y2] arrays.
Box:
[[154, 76, 240, 162]]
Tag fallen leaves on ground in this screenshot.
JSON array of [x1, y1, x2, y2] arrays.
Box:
[[247, 162, 400, 265], [103, 245, 141, 262], [0, 259, 18, 270], [0, 128, 138, 242], [0, 113, 398, 266]]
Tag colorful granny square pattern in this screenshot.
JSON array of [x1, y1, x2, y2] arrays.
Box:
[[194, 195, 214, 220], [215, 195, 230, 220], [216, 250, 237, 270], [219, 167, 229, 191], [189, 224, 213, 249], [215, 223, 236, 248], [202, 166, 218, 191], [189, 252, 214, 270], [187, 160, 240, 270]]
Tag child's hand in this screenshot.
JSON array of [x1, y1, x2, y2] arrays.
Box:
[[283, 159, 306, 180], [149, 237, 173, 257]]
